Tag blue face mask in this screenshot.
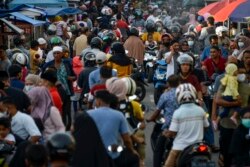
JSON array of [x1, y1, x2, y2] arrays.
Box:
[[242, 119, 250, 128]]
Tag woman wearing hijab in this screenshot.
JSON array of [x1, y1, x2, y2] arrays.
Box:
[[27, 86, 65, 140], [107, 42, 132, 77], [236, 36, 250, 60]]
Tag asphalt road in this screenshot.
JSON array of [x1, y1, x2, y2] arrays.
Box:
[[142, 83, 219, 167]]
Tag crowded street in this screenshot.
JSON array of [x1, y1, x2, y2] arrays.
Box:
[[0, 0, 250, 166]]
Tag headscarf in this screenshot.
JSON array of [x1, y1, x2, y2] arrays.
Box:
[[220, 63, 239, 98], [106, 77, 128, 101], [237, 36, 250, 60], [25, 74, 41, 86], [27, 86, 53, 121]]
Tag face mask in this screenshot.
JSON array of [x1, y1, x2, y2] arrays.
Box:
[[242, 119, 250, 128], [188, 41, 194, 47], [237, 74, 246, 82], [157, 27, 162, 32], [24, 85, 34, 92], [238, 42, 245, 48]]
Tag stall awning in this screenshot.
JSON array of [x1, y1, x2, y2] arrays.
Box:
[[8, 0, 68, 9], [0, 18, 24, 34], [10, 12, 45, 26], [44, 7, 82, 17]]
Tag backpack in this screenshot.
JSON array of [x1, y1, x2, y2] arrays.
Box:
[[118, 101, 139, 129]]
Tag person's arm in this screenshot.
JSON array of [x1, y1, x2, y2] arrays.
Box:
[[24, 116, 41, 143], [147, 109, 161, 122], [121, 133, 139, 156], [166, 52, 174, 64], [199, 28, 207, 41], [215, 86, 242, 107]]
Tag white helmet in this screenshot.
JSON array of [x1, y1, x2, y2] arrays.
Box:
[[12, 52, 29, 66], [216, 26, 228, 37], [176, 83, 197, 104], [177, 54, 193, 66], [121, 77, 137, 96]]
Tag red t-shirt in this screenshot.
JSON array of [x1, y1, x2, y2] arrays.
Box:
[[116, 20, 129, 29], [50, 87, 63, 113], [203, 57, 226, 78], [180, 74, 202, 92]]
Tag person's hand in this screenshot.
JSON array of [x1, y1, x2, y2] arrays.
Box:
[[236, 96, 242, 106], [201, 65, 207, 71], [136, 137, 145, 144], [146, 117, 154, 123], [170, 46, 175, 54], [131, 149, 140, 158], [139, 122, 146, 130]]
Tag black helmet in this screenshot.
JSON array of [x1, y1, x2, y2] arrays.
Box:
[[47, 132, 75, 161], [90, 37, 102, 49], [129, 27, 139, 37], [111, 42, 125, 54], [146, 21, 155, 33], [81, 51, 96, 67]]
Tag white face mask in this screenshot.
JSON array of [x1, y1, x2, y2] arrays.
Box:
[[24, 85, 35, 92], [237, 73, 246, 82], [238, 42, 245, 48], [188, 41, 194, 47]]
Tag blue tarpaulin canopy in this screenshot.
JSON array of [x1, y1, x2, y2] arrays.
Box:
[[9, 12, 45, 26], [8, 0, 68, 9], [44, 8, 82, 17], [230, 0, 250, 22]]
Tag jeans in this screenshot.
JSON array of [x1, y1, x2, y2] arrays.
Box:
[[204, 119, 215, 146], [113, 148, 140, 167]]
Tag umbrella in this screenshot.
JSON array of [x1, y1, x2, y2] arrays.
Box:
[[230, 0, 250, 22], [198, 1, 219, 15], [213, 0, 246, 22], [198, 0, 234, 16]]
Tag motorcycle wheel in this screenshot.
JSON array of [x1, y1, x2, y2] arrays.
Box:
[[135, 81, 146, 101], [147, 67, 154, 83]]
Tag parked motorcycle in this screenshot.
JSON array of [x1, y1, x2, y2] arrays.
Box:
[[177, 142, 215, 167], [153, 59, 168, 105]]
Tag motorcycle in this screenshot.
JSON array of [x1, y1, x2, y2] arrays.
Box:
[[144, 44, 158, 83], [177, 142, 215, 167], [0, 141, 15, 167], [153, 59, 168, 105], [130, 57, 148, 101], [150, 114, 165, 152]]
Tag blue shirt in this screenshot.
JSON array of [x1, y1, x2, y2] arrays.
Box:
[[87, 107, 129, 159], [10, 78, 25, 90], [201, 46, 228, 61], [89, 67, 117, 89], [157, 88, 179, 129]]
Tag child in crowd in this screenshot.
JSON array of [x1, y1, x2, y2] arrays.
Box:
[[145, 33, 157, 49], [217, 63, 241, 125], [0, 117, 15, 145]]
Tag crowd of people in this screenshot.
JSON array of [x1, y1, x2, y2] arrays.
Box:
[[0, 0, 250, 166]]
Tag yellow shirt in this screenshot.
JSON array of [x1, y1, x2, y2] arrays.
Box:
[[141, 32, 161, 43], [131, 100, 144, 121], [107, 61, 132, 78]]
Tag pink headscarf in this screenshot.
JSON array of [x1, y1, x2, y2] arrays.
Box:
[[27, 86, 53, 121]]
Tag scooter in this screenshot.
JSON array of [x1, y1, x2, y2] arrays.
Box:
[[144, 44, 158, 83], [177, 142, 216, 167], [0, 141, 15, 167], [153, 59, 168, 105]]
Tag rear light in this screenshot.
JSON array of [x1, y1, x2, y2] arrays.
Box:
[[197, 144, 208, 153]]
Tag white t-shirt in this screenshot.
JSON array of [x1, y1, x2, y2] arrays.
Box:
[[164, 51, 183, 79], [169, 103, 209, 150], [11, 111, 41, 140]]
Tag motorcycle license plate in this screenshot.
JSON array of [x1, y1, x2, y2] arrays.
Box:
[[191, 161, 216, 167]]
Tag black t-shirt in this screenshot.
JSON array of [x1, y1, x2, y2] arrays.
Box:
[[4, 87, 31, 112]]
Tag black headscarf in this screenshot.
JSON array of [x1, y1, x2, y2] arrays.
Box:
[[108, 53, 131, 66]]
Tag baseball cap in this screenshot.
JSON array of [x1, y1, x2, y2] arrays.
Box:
[[37, 38, 47, 45], [96, 52, 107, 64], [53, 46, 63, 53]]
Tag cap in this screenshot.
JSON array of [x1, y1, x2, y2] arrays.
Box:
[[37, 38, 47, 45], [53, 46, 63, 53], [96, 52, 107, 64]]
